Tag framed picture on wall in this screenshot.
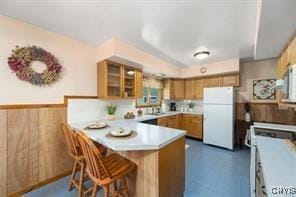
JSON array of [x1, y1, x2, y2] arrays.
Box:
[[253, 79, 276, 100]]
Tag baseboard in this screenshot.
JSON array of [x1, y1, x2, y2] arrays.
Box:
[[8, 170, 72, 197]]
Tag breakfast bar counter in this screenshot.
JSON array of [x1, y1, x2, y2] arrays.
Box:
[[71, 119, 186, 197]]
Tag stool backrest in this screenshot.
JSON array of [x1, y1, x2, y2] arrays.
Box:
[[61, 123, 80, 158], [77, 131, 112, 180]]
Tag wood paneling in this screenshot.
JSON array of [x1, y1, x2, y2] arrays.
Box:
[[39, 108, 54, 181], [7, 109, 30, 193], [53, 108, 72, 176], [235, 103, 296, 125], [117, 137, 185, 197], [0, 110, 7, 197], [29, 109, 39, 185], [0, 106, 70, 196]]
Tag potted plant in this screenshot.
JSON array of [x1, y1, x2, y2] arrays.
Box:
[[244, 102, 251, 122], [188, 102, 195, 112], [105, 103, 117, 120]]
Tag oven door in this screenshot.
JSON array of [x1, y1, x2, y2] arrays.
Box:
[[250, 145, 257, 197]]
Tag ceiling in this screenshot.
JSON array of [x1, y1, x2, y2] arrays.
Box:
[[254, 0, 296, 59], [0, 0, 294, 67]]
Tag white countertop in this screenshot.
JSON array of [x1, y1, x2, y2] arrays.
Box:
[[135, 111, 203, 122], [71, 118, 186, 151], [256, 136, 296, 196]]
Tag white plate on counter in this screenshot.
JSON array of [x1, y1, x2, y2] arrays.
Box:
[[85, 122, 108, 129], [110, 128, 132, 137]]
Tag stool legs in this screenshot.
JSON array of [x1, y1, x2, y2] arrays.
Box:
[[78, 161, 85, 197], [69, 160, 78, 191]]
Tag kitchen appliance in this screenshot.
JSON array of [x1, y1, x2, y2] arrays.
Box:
[[170, 102, 176, 111], [141, 118, 157, 125], [203, 87, 234, 150], [246, 122, 296, 197], [282, 64, 296, 103]]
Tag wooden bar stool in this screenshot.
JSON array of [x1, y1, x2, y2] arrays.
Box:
[[61, 123, 107, 197], [77, 131, 136, 197]]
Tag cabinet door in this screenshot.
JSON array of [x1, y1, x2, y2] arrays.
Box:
[[135, 70, 143, 98], [220, 74, 240, 87], [282, 46, 291, 69], [158, 117, 168, 127], [194, 79, 204, 99], [174, 79, 185, 99], [204, 76, 220, 87], [180, 114, 189, 131], [167, 115, 179, 129], [106, 62, 122, 98], [290, 36, 296, 65], [163, 79, 174, 100], [187, 115, 203, 139], [123, 67, 136, 98], [185, 79, 195, 99]]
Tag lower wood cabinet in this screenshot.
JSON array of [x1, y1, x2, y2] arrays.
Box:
[[157, 115, 179, 129], [181, 114, 203, 139], [158, 114, 203, 139]]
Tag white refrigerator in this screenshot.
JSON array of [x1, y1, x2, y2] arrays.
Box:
[[203, 87, 234, 150]]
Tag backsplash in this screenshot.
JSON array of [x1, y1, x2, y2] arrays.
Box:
[[162, 99, 203, 113], [68, 99, 137, 124]]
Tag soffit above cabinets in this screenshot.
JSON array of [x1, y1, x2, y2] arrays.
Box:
[[254, 0, 296, 59]]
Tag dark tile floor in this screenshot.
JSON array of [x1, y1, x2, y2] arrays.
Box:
[[25, 139, 250, 197]]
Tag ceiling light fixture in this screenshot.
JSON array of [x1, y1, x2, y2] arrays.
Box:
[[127, 71, 135, 75], [153, 73, 166, 78], [194, 51, 210, 60]]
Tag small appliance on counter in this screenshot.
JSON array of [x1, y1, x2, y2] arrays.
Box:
[[170, 102, 176, 111]]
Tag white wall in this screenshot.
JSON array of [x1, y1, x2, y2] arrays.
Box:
[[67, 99, 137, 124], [236, 58, 278, 103], [0, 15, 242, 105], [0, 15, 97, 104]]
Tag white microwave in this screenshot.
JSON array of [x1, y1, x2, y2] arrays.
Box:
[[282, 64, 296, 103]]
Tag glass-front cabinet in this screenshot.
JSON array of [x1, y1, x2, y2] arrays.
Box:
[[97, 60, 142, 99], [123, 66, 136, 98], [107, 62, 121, 97]]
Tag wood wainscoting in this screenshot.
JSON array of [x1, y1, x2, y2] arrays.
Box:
[[235, 103, 296, 146], [235, 103, 296, 124], [0, 96, 96, 197]]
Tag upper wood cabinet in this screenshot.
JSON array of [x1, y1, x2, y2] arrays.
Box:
[[174, 79, 185, 99], [194, 79, 204, 99], [277, 34, 296, 109], [185, 79, 195, 99], [97, 60, 142, 99], [204, 76, 220, 87], [220, 73, 240, 87], [282, 45, 291, 70], [163, 79, 184, 100], [184, 79, 204, 99], [290, 36, 296, 65]]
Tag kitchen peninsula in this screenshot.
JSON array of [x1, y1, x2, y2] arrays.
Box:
[[71, 117, 186, 197]]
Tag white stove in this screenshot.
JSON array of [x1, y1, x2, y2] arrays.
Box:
[[246, 122, 296, 197]]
